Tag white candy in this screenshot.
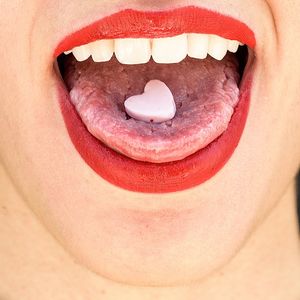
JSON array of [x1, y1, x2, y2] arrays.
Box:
[[124, 80, 176, 123]]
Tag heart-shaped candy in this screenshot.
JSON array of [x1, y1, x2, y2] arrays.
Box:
[[124, 80, 176, 123]]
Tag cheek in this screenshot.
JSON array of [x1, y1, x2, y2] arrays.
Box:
[[291, 85, 300, 163]]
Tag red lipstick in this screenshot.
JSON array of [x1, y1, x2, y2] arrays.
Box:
[[55, 6, 255, 193], [55, 6, 256, 56]]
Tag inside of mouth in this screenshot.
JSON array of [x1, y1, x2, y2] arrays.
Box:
[[57, 45, 248, 163]]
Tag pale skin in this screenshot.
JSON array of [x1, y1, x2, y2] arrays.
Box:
[[0, 0, 300, 299]]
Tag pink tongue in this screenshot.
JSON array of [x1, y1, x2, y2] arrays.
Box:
[[62, 55, 240, 163]]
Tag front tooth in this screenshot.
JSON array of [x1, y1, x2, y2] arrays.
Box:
[[115, 38, 151, 64], [152, 34, 187, 63], [72, 45, 90, 62], [89, 40, 114, 62], [208, 35, 228, 61], [228, 40, 239, 53], [188, 33, 209, 59]]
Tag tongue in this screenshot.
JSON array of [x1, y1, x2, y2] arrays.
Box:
[[62, 54, 240, 163]]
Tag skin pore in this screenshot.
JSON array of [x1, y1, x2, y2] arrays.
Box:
[[0, 0, 300, 299]]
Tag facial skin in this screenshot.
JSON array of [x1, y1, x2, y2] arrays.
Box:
[[0, 0, 300, 297]]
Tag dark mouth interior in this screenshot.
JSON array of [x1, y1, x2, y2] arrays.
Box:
[[55, 44, 249, 163], [236, 45, 249, 79]]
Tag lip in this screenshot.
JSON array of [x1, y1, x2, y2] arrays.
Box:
[[54, 6, 256, 56], [55, 6, 256, 193]]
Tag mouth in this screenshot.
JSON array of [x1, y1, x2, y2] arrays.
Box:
[[54, 6, 256, 193]]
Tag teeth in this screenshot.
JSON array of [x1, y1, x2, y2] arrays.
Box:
[[66, 34, 244, 64], [152, 34, 187, 63], [188, 33, 209, 59], [90, 40, 114, 62], [228, 40, 240, 53], [208, 35, 229, 61], [115, 38, 151, 64], [72, 45, 91, 62]]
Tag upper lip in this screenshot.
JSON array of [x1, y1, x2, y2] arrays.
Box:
[[54, 5, 256, 57]]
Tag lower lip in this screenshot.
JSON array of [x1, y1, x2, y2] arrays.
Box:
[[57, 66, 253, 193]]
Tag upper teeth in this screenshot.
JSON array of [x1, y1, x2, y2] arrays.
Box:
[[65, 33, 243, 64]]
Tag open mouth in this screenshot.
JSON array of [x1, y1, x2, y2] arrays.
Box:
[[54, 6, 256, 193]]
